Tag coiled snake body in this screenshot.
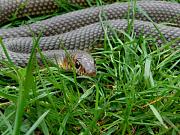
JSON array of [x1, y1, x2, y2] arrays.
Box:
[[0, 0, 180, 76]]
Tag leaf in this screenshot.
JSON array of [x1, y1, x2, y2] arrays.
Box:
[[25, 110, 50, 135], [149, 105, 168, 129]]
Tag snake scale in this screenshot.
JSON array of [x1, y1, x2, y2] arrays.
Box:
[[0, 0, 179, 76]]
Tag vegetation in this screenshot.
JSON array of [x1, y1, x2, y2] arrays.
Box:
[[0, 0, 179, 134]]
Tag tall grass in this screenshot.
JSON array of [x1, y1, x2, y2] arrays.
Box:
[[0, 0, 180, 134]]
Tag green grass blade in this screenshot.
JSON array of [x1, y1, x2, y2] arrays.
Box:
[[25, 110, 50, 135], [149, 105, 168, 129]]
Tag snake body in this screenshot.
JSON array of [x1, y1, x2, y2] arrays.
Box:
[[0, 0, 180, 76]]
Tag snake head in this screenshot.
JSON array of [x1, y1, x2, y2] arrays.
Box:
[[56, 50, 96, 76], [71, 51, 96, 76], [41, 50, 96, 76]]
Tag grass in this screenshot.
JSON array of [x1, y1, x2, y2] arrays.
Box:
[[0, 0, 180, 134]]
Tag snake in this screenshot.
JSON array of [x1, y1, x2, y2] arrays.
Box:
[[0, 0, 179, 76]]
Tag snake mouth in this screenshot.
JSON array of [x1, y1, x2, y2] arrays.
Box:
[[85, 72, 96, 77], [78, 68, 96, 77]]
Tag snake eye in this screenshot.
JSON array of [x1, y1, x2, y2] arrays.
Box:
[[75, 60, 81, 69]]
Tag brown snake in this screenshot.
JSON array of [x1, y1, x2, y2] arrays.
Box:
[[0, 0, 179, 76]]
